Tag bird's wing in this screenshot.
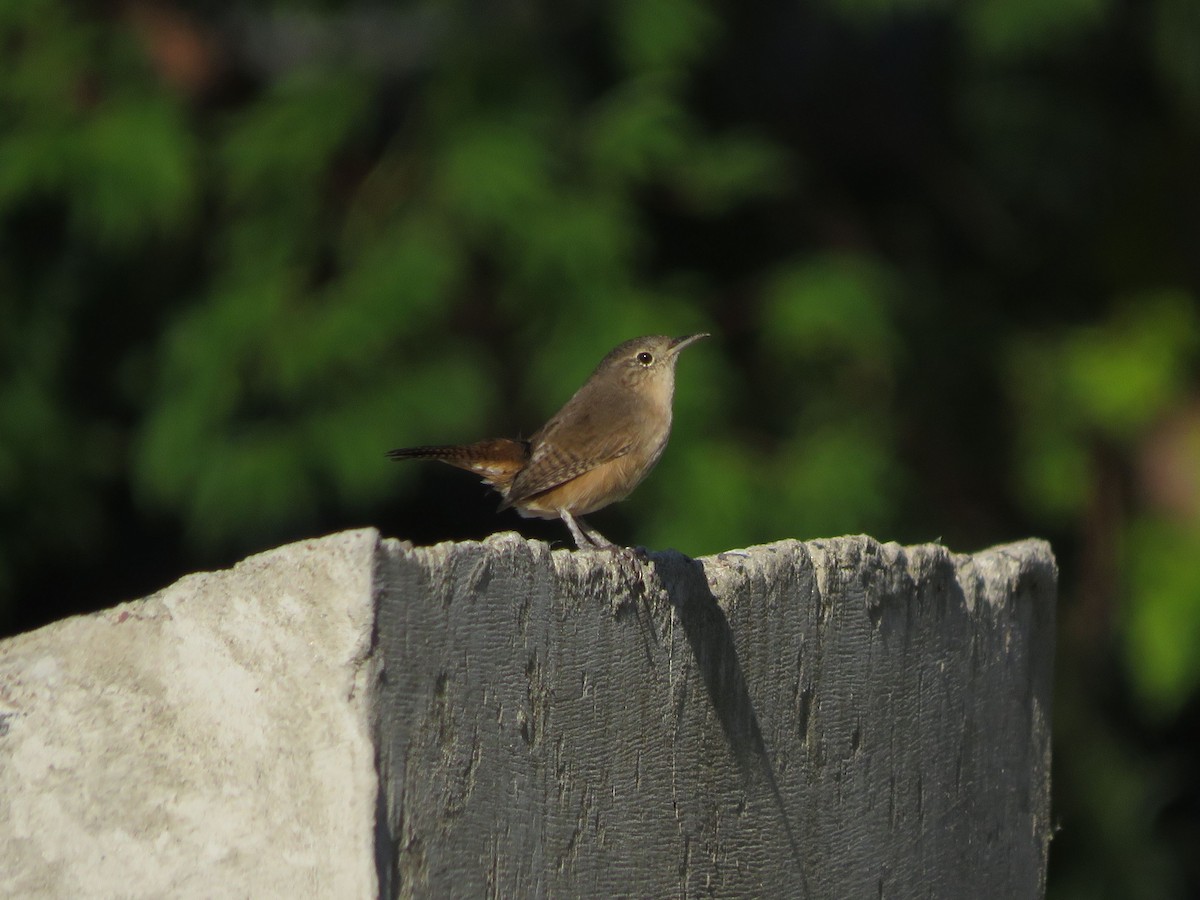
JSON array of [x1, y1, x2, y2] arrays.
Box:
[[500, 434, 632, 509]]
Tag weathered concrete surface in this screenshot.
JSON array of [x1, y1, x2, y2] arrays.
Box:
[[0, 530, 1055, 899], [375, 534, 1056, 899], [0, 530, 380, 899]]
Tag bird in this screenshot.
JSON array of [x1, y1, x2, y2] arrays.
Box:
[[387, 333, 708, 549]]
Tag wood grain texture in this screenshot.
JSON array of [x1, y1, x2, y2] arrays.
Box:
[[371, 534, 1056, 899]]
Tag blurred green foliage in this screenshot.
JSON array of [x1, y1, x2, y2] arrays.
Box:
[[2, 0, 1200, 896]]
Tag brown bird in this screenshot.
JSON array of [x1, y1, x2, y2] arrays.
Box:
[[388, 333, 708, 549]]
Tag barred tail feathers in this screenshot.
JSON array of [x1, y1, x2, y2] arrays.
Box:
[[387, 439, 529, 490]]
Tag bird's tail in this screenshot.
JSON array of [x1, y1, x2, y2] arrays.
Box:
[[387, 439, 530, 490]]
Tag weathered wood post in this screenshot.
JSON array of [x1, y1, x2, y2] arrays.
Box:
[[0, 530, 1054, 898], [374, 534, 1055, 898]]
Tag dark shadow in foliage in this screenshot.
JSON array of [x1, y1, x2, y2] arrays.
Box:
[[649, 549, 809, 897]]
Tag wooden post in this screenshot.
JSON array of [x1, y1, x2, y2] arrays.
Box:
[[373, 535, 1055, 898]]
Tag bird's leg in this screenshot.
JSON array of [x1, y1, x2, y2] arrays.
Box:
[[576, 516, 617, 549], [559, 510, 596, 549], [559, 511, 650, 559], [559, 510, 617, 550]]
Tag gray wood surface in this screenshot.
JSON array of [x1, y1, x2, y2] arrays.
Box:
[[372, 534, 1056, 899]]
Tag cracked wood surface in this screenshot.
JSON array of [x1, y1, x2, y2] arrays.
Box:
[[373, 534, 1056, 899]]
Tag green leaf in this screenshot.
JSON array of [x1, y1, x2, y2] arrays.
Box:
[[610, 0, 718, 74], [1151, 0, 1200, 116], [760, 254, 898, 362], [774, 423, 899, 537], [221, 71, 368, 206], [436, 119, 554, 230], [586, 77, 691, 181], [72, 99, 197, 244], [1061, 291, 1199, 440], [1124, 519, 1200, 719], [964, 0, 1110, 59], [669, 133, 792, 213]]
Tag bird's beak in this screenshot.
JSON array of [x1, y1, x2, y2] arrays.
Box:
[[669, 333, 710, 355]]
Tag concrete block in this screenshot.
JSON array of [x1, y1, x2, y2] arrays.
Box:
[[0, 530, 380, 899]]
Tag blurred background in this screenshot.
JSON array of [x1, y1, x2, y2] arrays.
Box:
[[2, 0, 1199, 894]]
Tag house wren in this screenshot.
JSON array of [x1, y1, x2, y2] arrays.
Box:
[[387, 333, 708, 549]]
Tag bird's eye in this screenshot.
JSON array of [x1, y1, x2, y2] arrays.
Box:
[[637, 351, 653, 365]]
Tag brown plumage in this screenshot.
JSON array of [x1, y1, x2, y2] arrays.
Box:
[[387, 333, 708, 549]]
